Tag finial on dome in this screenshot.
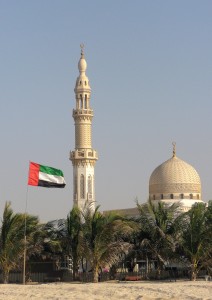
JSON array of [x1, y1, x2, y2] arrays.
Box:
[[78, 43, 87, 73], [172, 142, 176, 157], [80, 43, 85, 57]]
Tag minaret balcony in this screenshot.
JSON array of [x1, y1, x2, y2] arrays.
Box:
[[70, 149, 98, 161], [73, 109, 93, 117]]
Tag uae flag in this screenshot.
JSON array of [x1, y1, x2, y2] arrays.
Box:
[[28, 162, 66, 188]]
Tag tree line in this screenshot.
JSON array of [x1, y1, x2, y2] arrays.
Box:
[[0, 200, 211, 283]]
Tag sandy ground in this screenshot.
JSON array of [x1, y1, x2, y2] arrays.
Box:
[[0, 281, 211, 300]]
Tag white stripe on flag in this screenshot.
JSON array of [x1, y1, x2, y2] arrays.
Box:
[[39, 172, 66, 184]]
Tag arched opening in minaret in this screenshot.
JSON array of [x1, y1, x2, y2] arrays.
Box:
[[74, 176, 77, 196], [88, 175, 92, 196], [80, 174, 85, 198], [80, 94, 83, 109], [85, 94, 87, 109]]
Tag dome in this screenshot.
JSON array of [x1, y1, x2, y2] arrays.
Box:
[[149, 145, 201, 203], [75, 46, 91, 94], [78, 56, 87, 73]]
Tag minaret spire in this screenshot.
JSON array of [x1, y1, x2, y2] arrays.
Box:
[[80, 43, 84, 56], [70, 46, 98, 212], [172, 141, 176, 157]]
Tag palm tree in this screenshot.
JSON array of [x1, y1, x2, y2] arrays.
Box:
[[66, 206, 83, 280], [136, 200, 181, 276], [180, 202, 212, 280], [0, 202, 24, 283], [46, 207, 83, 280], [82, 206, 133, 283], [0, 202, 43, 283]]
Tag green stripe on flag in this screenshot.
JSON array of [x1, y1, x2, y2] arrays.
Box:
[[39, 165, 64, 177]]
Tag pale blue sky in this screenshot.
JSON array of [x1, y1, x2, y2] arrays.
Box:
[[0, 0, 211, 221]]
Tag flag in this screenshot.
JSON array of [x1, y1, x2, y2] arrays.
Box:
[[28, 162, 66, 188]]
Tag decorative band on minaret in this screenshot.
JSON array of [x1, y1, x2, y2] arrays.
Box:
[[70, 45, 98, 211]]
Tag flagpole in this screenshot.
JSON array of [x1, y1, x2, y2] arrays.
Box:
[[23, 164, 30, 285]]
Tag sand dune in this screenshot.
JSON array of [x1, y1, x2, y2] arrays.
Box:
[[0, 280, 211, 300]]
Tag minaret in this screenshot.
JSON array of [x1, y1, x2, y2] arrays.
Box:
[[70, 45, 98, 212]]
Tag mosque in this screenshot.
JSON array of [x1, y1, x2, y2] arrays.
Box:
[[70, 46, 205, 214]]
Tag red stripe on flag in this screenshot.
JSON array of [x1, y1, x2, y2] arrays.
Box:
[[28, 162, 40, 186]]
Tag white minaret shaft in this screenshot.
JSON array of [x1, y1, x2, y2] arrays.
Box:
[[70, 46, 98, 212]]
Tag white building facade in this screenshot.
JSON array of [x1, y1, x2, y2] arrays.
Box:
[[70, 46, 98, 211]]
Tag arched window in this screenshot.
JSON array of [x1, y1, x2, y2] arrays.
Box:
[[74, 176, 77, 196], [180, 194, 184, 199], [190, 194, 193, 199], [85, 94, 87, 109], [88, 175, 92, 195], [80, 175, 85, 198], [80, 94, 83, 108], [170, 194, 174, 199]]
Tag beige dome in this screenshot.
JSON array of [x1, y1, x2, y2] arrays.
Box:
[[149, 155, 201, 197], [78, 56, 87, 73]]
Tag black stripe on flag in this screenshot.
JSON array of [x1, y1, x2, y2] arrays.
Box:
[[38, 180, 66, 188]]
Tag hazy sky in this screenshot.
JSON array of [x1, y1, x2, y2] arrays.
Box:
[[0, 1, 211, 222]]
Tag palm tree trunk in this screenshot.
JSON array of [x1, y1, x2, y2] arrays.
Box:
[[3, 269, 9, 284], [191, 264, 197, 281], [93, 265, 99, 283], [73, 255, 78, 281]]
